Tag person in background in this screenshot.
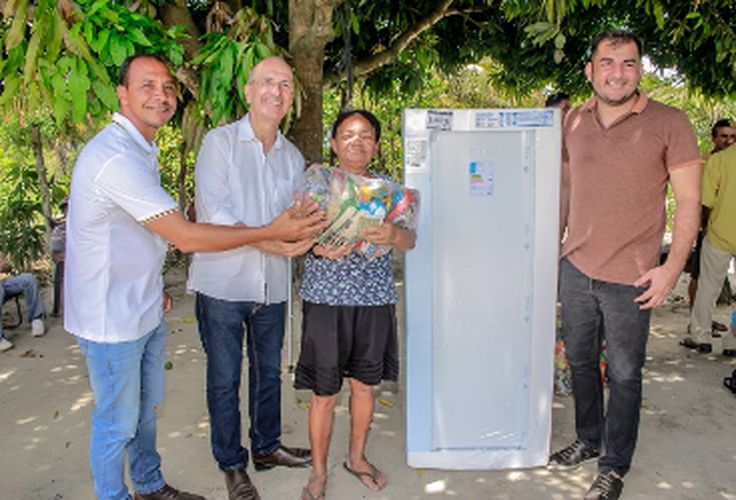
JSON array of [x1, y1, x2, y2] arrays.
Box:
[[682, 119, 736, 356], [550, 30, 700, 500], [295, 110, 417, 500], [545, 92, 572, 122], [66, 53, 323, 500], [0, 255, 46, 352], [51, 197, 68, 315], [707, 119, 736, 156], [188, 56, 314, 500], [685, 119, 736, 335]]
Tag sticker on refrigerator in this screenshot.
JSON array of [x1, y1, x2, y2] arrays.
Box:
[[469, 161, 494, 198], [426, 110, 453, 130], [405, 138, 429, 169]]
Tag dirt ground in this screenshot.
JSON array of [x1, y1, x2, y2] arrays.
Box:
[[1, 266, 736, 500]]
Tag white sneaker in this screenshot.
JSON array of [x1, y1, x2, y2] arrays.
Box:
[[31, 318, 45, 337], [0, 337, 14, 352]]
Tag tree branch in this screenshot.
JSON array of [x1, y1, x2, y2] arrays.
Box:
[[324, 0, 485, 85], [157, 0, 203, 98]]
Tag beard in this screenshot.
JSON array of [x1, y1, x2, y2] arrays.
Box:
[[595, 89, 638, 107]]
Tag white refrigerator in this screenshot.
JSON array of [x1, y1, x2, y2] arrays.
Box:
[[403, 108, 561, 469]]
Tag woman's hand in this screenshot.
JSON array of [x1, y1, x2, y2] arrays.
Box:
[[313, 243, 355, 260], [362, 222, 397, 246], [363, 222, 416, 251]]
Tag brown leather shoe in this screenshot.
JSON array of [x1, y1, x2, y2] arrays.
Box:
[[133, 483, 205, 500], [225, 468, 260, 500], [252, 445, 312, 471]]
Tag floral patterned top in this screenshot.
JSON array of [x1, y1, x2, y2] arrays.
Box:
[[300, 250, 398, 306]]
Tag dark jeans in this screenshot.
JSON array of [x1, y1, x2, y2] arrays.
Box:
[[196, 293, 286, 472], [559, 258, 651, 476]]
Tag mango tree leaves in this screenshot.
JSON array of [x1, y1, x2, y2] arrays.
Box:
[[0, 0, 185, 127]]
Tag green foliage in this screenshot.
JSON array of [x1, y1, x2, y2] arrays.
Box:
[[0, 112, 74, 269], [193, 7, 278, 126], [0, 148, 46, 272], [325, 59, 548, 182], [0, 0, 185, 128], [156, 123, 195, 205]]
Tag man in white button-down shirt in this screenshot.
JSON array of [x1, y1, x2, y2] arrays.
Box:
[[188, 57, 314, 500]]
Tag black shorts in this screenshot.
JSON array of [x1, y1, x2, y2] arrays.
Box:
[[294, 301, 399, 396]]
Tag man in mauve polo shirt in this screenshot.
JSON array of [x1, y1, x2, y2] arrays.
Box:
[[549, 30, 701, 500]]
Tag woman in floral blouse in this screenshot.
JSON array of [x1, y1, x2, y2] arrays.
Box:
[[295, 109, 417, 500]]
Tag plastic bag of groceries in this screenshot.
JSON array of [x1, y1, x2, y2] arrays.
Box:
[[294, 164, 420, 258]]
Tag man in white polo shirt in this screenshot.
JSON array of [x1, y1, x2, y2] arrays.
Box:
[[65, 54, 324, 500]]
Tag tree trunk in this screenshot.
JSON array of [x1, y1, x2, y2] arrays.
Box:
[[158, 0, 203, 98], [30, 124, 52, 247], [288, 0, 337, 164]]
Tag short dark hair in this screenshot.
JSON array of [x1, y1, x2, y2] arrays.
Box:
[[712, 119, 735, 138], [590, 30, 643, 60], [545, 93, 570, 108], [119, 54, 168, 87], [331, 109, 382, 142]]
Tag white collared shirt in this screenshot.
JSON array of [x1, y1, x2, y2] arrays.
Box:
[[187, 114, 305, 303], [64, 113, 179, 342]]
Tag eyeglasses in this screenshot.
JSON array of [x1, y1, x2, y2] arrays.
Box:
[[257, 77, 294, 93]]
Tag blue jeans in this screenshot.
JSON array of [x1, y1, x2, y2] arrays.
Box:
[[559, 258, 651, 476], [1, 273, 46, 339], [77, 320, 168, 500], [196, 293, 286, 471]]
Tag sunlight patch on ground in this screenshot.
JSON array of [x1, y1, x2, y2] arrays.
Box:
[[662, 358, 685, 367], [506, 470, 530, 482], [24, 435, 44, 450], [645, 370, 686, 383], [0, 367, 17, 382], [17, 416, 38, 425], [425, 479, 447, 494], [656, 481, 673, 490], [70, 391, 94, 413], [649, 328, 669, 339]]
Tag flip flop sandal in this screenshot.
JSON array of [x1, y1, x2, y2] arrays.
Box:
[[343, 461, 386, 492], [712, 321, 729, 332]]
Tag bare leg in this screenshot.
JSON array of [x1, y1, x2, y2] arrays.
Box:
[[301, 392, 338, 499], [345, 378, 387, 492], [688, 278, 698, 312]]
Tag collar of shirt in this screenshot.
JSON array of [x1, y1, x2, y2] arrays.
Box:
[[239, 113, 285, 151], [111, 112, 160, 156], [581, 90, 649, 116]]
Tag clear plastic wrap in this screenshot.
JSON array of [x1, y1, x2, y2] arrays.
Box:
[[294, 164, 420, 258]]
